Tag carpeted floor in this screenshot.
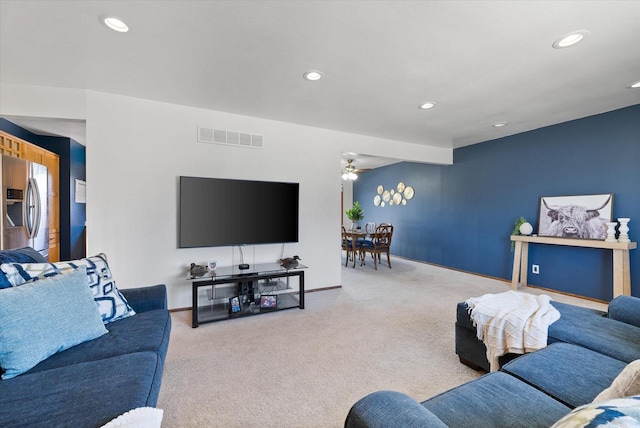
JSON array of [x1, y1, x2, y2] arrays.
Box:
[[157, 256, 606, 427]]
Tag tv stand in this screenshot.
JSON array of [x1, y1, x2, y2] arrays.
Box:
[[189, 262, 306, 327]]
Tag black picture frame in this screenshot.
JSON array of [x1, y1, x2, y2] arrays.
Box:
[[260, 295, 277, 310], [229, 296, 241, 313], [537, 193, 614, 240]]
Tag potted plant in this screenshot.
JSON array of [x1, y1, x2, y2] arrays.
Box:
[[511, 216, 533, 250], [346, 201, 364, 231]]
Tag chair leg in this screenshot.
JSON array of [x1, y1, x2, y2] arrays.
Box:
[[386, 250, 391, 268], [373, 251, 378, 270]]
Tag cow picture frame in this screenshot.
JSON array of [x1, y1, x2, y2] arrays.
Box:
[[537, 193, 614, 240]]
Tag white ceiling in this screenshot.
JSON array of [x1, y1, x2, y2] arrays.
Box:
[[1, 1, 639, 156]]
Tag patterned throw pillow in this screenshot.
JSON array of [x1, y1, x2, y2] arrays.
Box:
[[0, 254, 135, 323], [551, 395, 640, 428]]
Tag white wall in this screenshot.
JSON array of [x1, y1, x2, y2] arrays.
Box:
[[2, 84, 452, 309]]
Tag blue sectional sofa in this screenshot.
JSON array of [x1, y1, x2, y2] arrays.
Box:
[[0, 249, 171, 427], [345, 295, 640, 427]]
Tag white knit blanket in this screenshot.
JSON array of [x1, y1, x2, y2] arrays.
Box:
[[465, 291, 561, 371]]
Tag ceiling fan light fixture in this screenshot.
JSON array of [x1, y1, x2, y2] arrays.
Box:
[[342, 159, 359, 181], [303, 70, 323, 81], [552, 30, 589, 49], [419, 102, 436, 110], [628, 80, 640, 89], [101, 15, 129, 33]]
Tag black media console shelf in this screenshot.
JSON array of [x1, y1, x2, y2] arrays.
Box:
[[189, 262, 306, 328]]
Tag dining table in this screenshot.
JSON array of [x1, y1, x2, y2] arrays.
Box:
[[343, 229, 374, 267]]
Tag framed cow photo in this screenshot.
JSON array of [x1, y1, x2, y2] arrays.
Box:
[[537, 193, 614, 240]]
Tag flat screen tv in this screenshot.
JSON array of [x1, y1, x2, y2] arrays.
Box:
[[179, 176, 299, 248]]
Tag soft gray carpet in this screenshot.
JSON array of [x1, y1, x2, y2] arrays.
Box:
[[157, 257, 606, 427]]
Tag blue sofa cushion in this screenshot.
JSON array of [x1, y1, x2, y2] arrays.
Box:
[[1, 253, 136, 323], [24, 308, 171, 375], [0, 352, 162, 428], [0, 268, 108, 379], [550, 301, 640, 363], [551, 395, 640, 428], [502, 342, 627, 408], [608, 295, 640, 328], [345, 390, 448, 428], [0, 247, 47, 289], [421, 372, 571, 427]]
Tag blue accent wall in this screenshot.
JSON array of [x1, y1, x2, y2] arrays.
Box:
[[354, 104, 640, 301], [0, 118, 86, 260]]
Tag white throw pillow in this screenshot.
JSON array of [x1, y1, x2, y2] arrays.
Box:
[[100, 407, 163, 428]]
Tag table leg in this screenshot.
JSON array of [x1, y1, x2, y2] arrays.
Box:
[[192, 282, 199, 328], [520, 242, 529, 289], [351, 237, 357, 268], [612, 249, 631, 297], [511, 241, 524, 290]]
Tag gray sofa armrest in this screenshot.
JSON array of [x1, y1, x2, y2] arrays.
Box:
[[345, 391, 447, 428], [608, 295, 640, 328], [120, 284, 168, 313]]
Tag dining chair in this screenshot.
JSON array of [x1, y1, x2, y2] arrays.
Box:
[[360, 224, 393, 270], [365, 222, 376, 234]]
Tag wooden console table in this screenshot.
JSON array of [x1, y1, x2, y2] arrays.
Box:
[[511, 235, 637, 298]]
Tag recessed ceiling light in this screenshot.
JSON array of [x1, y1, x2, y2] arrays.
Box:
[[101, 16, 129, 33], [419, 102, 436, 110], [628, 80, 640, 89], [303, 70, 323, 81], [552, 30, 589, 49], [493, 122, 508, 128]]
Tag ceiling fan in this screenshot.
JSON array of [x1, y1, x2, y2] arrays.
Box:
[[342, 159, 365, 181]]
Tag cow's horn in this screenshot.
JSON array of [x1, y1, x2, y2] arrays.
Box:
[[588, 195, 612, 212]]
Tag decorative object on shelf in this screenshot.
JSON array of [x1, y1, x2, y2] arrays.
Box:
[[538, 193, 613, 240], [260, 295, 277, 309], [341, 159, 359, 181], [618, 218, 631, 243], [511, 216, 530, 250], [189, 263, 208, 277], [605, 222, 618, 242], [519, 222, 533, 235], [229, 296, 241, 313], [345, 201, 364, 230], [512, 217, 529, 235], [207, 260, 217, 272], [280, 255, 301, 269]]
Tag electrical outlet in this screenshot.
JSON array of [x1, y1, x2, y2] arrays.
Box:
[[532, 264, 540, 274]]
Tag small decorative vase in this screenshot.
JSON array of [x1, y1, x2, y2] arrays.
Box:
[[618, 218, 631, 243], [351, 222, 360, 231], [519, 222, 533, 236], [605, 222, 618, 242]]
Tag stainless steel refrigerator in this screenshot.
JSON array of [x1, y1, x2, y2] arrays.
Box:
[[1, 155, 48, 258]]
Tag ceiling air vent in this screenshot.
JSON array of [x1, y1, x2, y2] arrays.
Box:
[[198, 126, 263, 149]]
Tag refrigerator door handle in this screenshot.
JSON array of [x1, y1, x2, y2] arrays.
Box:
[[29, 178, 42, 239], [25, 178, 41, 239]]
